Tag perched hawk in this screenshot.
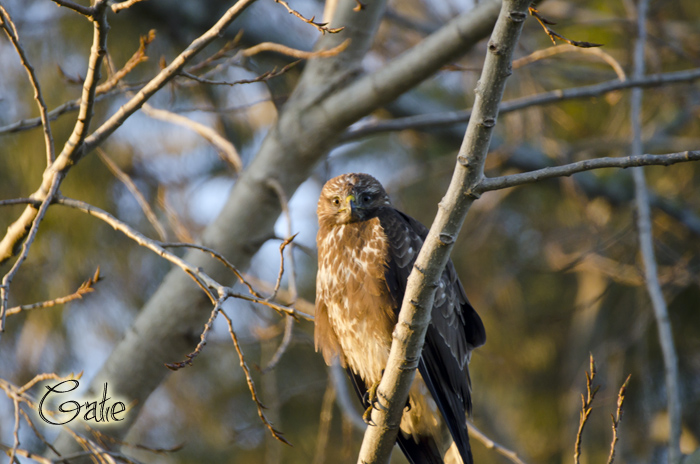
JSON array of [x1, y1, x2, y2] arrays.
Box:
[[315, 173, 486, 464]]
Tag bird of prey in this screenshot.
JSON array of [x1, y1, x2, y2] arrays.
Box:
[[315, 173, 486, 464]]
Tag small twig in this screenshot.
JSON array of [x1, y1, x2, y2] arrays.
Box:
[[97, 29, 155, 95], [98, 148, 168, 241], [272, 0, 344, 34], [51, 0, 94, 17], [241, 39, 350, 60], [157, 189, 195, 243], [607, 374, 631, 464], [185, 31, 244, 75], [0, 198, 40, 207], [513, 44, 626, 80], [179, 60, 300, 87], [165, 296, 225, 371], [1, 177, 61, 332], [225, 289, 310, 321], [268, 234, 298, 302], [468, 421, 529, 464], [220, 309, 291, 445], [56, 196, 218, 303], [529, 7, 603, 48], [574, 354, 600, 464], [259, 315, 295, 374], [160, 242, 264, 299], [5, 267, 101, 317], [0, 87, 131, 135], [111, 0, 149, 13], [0, 6, 55, 165], [18, 407, 63, 460], [141, 104, 243, 171]]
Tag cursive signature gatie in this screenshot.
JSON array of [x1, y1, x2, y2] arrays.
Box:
[[38, 380, 125, 425]]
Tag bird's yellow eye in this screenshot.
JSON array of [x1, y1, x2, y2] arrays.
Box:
[[331, 197, 341, 206]]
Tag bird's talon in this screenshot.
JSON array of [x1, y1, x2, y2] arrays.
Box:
[[362, 405, 375, 425]]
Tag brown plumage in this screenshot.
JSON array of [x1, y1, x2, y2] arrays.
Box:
[[315, 173, 486, 464]]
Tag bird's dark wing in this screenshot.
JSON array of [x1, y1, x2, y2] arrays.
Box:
[[378, 207, 486, 464]]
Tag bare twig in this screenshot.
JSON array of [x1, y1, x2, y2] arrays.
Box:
[[165, 296, 225, 371], [268, 234, 297, 302], [574, 354, 600, 464], [468, 422, 528, 464], [1, 177, 61, 332], [56, 196, 217, 303], [98, 148, 168, 241], [221, 309, 291, 445], [51, 0, 94, 17], [111, 0, 149, 13], [185, 31, 243, 75], [342, 68, 700, 140], [513, 44, 626, 80], [5, 267, 101, 317], [607, 374, 631, 464], [0, 6, 55, 165], [629, 1, 682, 462], [241, 39, 350, 60], [160, 242, 264, 299], [260, 315, 295, 374], [272, 0, 344, 34], [476, 151, 700, 193], [258, 178, 300, 373], [140, 104, 243, 171], [0, 88, 127, 135], [97, 29, 155, 94], [529, 7, 603, 48], [179, 60, 300, 87]]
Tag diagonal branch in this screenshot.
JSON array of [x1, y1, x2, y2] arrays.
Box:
[[0, 6, 55, 165], [357, 1, 531, 462]]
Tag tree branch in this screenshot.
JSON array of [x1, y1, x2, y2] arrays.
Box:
[[475, 151, 700, 193], [630, 1, 682, 462], [0, 6, 55, 165], [357, 0, 531, 462], [342, 67, 700, 140]]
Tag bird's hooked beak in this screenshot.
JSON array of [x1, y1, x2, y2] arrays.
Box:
[[341, 194, 359, 218]]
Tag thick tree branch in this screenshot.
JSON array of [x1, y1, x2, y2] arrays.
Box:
[[630, 1, 682, 462], [475, 151, 700, 193], [357, 1, 530, 462]]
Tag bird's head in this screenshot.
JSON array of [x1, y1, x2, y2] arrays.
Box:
[[317, 173, 391, 226]]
